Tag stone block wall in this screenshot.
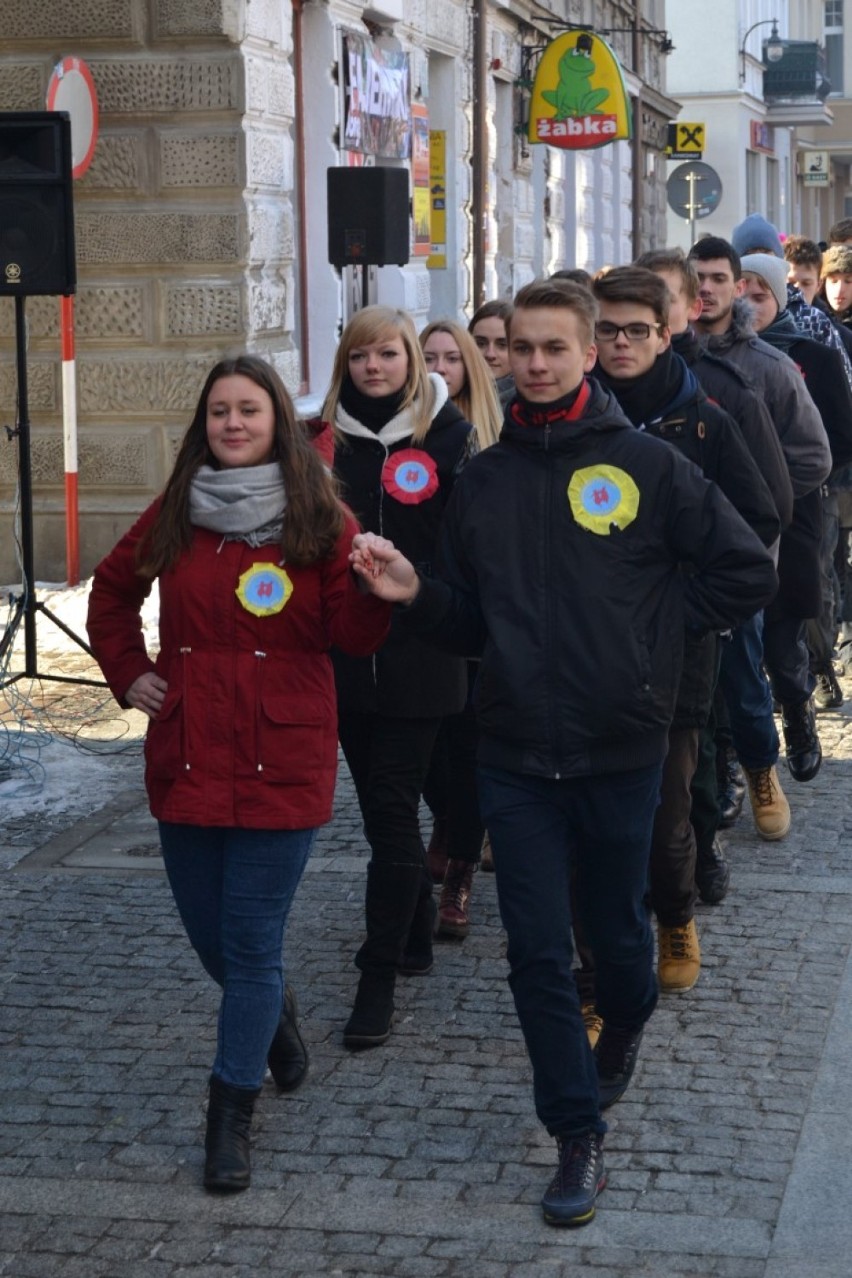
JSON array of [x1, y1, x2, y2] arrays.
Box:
[[0, 0, 297, 583]]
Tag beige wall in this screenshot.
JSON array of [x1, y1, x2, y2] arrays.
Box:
[[0, 0, 296, 583]]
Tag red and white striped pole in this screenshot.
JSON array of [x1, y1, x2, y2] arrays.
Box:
[[60, 293, 79, 586]]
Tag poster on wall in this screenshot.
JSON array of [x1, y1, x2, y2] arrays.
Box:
[[412, 104, 430, 257], [427, 130, 447, 269], [343, 32, 411, 159], [528, 31, 632, 150]]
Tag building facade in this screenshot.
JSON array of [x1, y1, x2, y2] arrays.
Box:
[[0, 0, 677, 581]]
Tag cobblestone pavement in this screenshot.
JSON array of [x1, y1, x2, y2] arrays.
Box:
[[3, 681, 852, 1276]]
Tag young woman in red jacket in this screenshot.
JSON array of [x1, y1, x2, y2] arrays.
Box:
[[87, 355, 389, 1194]]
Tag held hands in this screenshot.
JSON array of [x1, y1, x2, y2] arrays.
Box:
[[350, 532, 420, 604], [125, 671, 168, 718]]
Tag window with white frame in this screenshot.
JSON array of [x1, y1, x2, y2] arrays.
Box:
[[825, 0, 844, 95]]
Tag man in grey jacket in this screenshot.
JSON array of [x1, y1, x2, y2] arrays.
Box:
[[689, 236, 831, 838]]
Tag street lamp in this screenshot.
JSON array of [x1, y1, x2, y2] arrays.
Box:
[[739, 18, 785, 85]]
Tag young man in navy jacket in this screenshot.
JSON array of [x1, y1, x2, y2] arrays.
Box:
[[349, 280, 778, 1229]]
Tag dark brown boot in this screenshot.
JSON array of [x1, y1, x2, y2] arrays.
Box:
[[436, 859, 474, 937]]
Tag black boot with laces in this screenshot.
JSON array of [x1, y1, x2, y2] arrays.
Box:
[[541, 1131, 606, 1226]]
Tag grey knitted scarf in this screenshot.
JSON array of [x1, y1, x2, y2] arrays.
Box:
[[188, 462, 286, 548]]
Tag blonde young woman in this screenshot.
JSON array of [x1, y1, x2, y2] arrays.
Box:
[[418, 320, 502, 934], [323, 305, 475, 1048]]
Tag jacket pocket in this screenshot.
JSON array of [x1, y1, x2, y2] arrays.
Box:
[[144, 689, 186, 780], [240, 691, 328, 784]]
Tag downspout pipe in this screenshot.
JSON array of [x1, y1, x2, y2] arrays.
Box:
[[472, 0, 487, 309]]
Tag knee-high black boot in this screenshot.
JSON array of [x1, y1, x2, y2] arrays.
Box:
[[344, 861, 422, 1049], [203, 1075, 261, 1193]]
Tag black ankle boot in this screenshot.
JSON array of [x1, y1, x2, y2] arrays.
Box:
[[267, 985, 309, 1092], [781, 697, 822, 782], [204, 1076, 260, 1193], [343, 972, 396, 1049]]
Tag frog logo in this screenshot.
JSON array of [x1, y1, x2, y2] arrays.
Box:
[[529, 31, 632, 151], [542, 34, 610, 119]]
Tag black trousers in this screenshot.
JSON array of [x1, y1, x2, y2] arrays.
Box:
[[337, 711, 441, 974]]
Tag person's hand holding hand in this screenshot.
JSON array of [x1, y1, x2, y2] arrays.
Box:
[[350, 532, 421, 604], [125, 671, 168, 718]]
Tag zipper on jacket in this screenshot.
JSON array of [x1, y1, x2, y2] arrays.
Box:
[[543, 462, 561, 777], [254, 650, 267, 771], [372, 440, 390, 691], [179, 647, 192, 769]]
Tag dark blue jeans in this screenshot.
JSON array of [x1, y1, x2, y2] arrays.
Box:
[[159, 822, 317, 1089], [477, 763, 662, 1138], [718, 613, 779, 770]]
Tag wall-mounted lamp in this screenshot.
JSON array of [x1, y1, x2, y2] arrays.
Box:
[[740, 18, 785, 85]]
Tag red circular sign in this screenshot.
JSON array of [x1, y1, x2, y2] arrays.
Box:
[[46, 57, 99, 179]]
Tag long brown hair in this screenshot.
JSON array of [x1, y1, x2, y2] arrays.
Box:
[[322, 306, 437, 442], [419, 320, 502, 448], [137, 355, 345, 576]]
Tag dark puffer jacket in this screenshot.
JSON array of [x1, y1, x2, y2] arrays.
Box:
[[404, 379, 778, 779]]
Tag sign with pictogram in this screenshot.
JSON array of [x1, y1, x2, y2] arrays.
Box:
[[667, 121, 705, 159], [802, 151, 829, 185]]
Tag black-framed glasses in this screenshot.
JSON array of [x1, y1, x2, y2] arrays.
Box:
[[594, 321, 664, 342]]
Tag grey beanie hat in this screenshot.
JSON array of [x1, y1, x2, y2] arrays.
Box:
[[731, 213, 784, 258], [740, 253, 789, 313]]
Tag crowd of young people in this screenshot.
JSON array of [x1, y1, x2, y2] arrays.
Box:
[[87, 214, 847, 1227]]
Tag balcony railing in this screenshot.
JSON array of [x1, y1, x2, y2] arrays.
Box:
[[763, 41, 831, 101]]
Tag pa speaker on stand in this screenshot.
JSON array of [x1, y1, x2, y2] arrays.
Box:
[[327, 166, 410, 309], [0, 111, 101, 691], [0, 111, 76, 296]]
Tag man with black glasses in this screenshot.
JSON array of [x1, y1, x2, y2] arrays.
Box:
[[592, 266, 779, 996]]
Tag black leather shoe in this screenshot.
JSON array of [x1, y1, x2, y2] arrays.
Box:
[[204, 1076, 259, 1193], [717, 748, 746, 829], [267, 985, 309, 1092], [541, 1131, 606, 1227], [594, 1023, 643, 1110], [814, 667, 844, 711], [695, 837, 730, 905], [781, 698, 822, 782]]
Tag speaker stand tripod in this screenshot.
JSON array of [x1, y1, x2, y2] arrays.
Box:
[[0, 294, 105, 690]]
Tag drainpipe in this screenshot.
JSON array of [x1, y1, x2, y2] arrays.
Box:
[[292, 0, 310, 392], [472, 0, 487, 309], [631, 5, 643, 254]]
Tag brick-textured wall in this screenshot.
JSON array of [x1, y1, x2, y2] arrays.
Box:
[[0, 0, 297, 582]]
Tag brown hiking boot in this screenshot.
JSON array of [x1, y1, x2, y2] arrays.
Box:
[[657, 919, 701, 992], [581, 1003, 604, 1049], [744, 765, 791, 840], [436, 859, 474, 936]]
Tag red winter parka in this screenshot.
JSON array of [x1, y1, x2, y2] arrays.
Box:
[[87, 502, 390, 830]]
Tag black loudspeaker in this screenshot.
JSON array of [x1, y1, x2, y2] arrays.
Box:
[[327, 166, 410, 267], [0, 111, 76, 296]]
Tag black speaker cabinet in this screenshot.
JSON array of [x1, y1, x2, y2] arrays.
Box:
[[327, 166, 410, 268], [0, 112, 76, 296]]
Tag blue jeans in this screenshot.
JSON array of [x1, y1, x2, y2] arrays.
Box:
[[159, 823, 317, 1089], [718, 613, 779, 770], [477, 763, 662, 1138]]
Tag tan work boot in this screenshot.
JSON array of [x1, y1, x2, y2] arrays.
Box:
[[744, 765, 791, 840], [657, 919, 701, 992], [581, 1003, 604, 1049]]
